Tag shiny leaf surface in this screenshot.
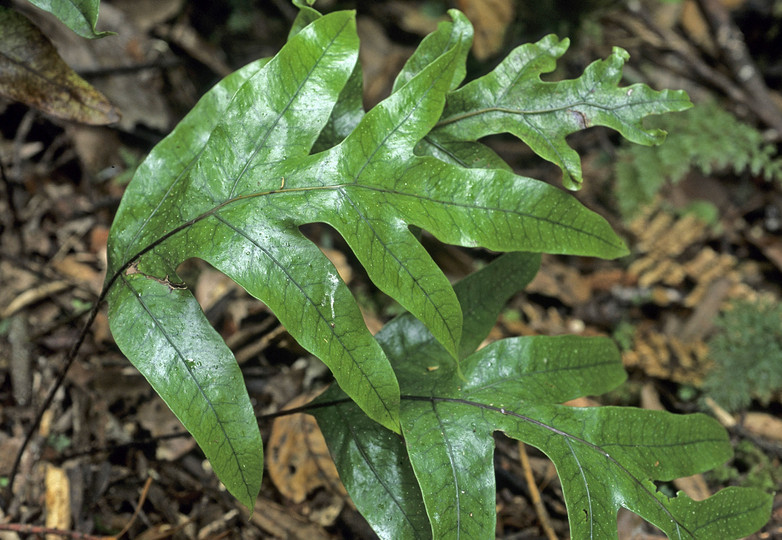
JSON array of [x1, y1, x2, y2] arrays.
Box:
[[320, 251, 771, 538], [101, 7, 754, 527], [428, 35, 693, 188], [107, 6, 628, 481], [315, 252, 541, 538]]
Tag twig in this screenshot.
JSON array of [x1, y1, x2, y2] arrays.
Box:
[[0, 477, 152, 539], [0, 158, 24, 252], [2, 299, 102, 498], [9, 315, 33, 407], [0, 522, 111, 540], [609, 10, 749, 107], [112, 477, 153, 540], [0, 251, 100, 303], [695, 0, 782, 138], [78, 59, 183, 79], [518, 442, 558, 540], [53, 397, 354, 462]]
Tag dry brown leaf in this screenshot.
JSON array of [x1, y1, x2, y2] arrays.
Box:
[[267, 392, 346, 504], [526, 256, 592, 306], [743, 412, 782, 443], [14, 1, 172, 131], [587, 267, 626, 292], [66, 125, 121, 176], [137, 398, 195, 461], [393, 2, 446, 36], [361, 307, 384, 335], [680, 0, 718, 55], [456, 0, 514, 60], [0, 437, 23, 480], [52, 254, 103, 294], [162, 18, 231, 77], [640, 382, 665, 411], [111, 0, 183, 33], [623, 325, 711, 385], [195, 268, 238, 314], [0, 7, 120, 125], [564, 396, 600, 407], [135, 523, 186, 540], [357, 16, 413, 108], [246, 496, 334, 539], [0, 280, 70, 318], [674, 474, 712, 501]]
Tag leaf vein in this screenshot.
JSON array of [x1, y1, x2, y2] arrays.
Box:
[[212, 213, 395, 420], [121, 275, 253, 500]]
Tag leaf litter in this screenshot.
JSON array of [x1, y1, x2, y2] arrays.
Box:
[[0, 1, 781, 538]]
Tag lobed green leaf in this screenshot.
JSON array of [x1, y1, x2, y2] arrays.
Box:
[[315, 252, 541, 538], [107, 276, 263, 509], [319, 255, 771, 539], [430, 35, 693, 189], [101, 10, 756, 535], [105, 12, 400, 505]]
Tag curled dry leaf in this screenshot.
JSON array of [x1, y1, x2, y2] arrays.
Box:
[[268, 392, 347, 505], [0, 6, 120, 125]]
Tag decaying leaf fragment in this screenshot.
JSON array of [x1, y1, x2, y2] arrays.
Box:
[[268, 393, 347, 504], [0, 7, 120, 125]]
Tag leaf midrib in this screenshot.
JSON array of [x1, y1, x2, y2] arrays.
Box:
[[213, 213, 397, 423], [107, 170, 622, 298], [121, 273, 254, 502], [461, 357, 619, 396], [227, 15, 353, 199], [338, 187, 459, 354], [338, 405, 428, 538], [434, 98, 686, 129], [118, 13, 354, 271], [402, 394, 698, 538]]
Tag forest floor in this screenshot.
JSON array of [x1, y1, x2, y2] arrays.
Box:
[[1, 0, 781, 538]]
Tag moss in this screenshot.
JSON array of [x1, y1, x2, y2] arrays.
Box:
[[702, 298, 782, 412], [614, 101, 782, 217]]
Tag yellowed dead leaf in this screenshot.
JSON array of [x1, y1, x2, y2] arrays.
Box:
[[267, 392, 346, 504], [0, 7, 120, 125], [456, 0, 515, 60], [45, 464, 71, 540], [137, 397, 196, 461]]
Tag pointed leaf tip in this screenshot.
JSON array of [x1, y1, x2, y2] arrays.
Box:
[[27, 0, 114, 39]]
